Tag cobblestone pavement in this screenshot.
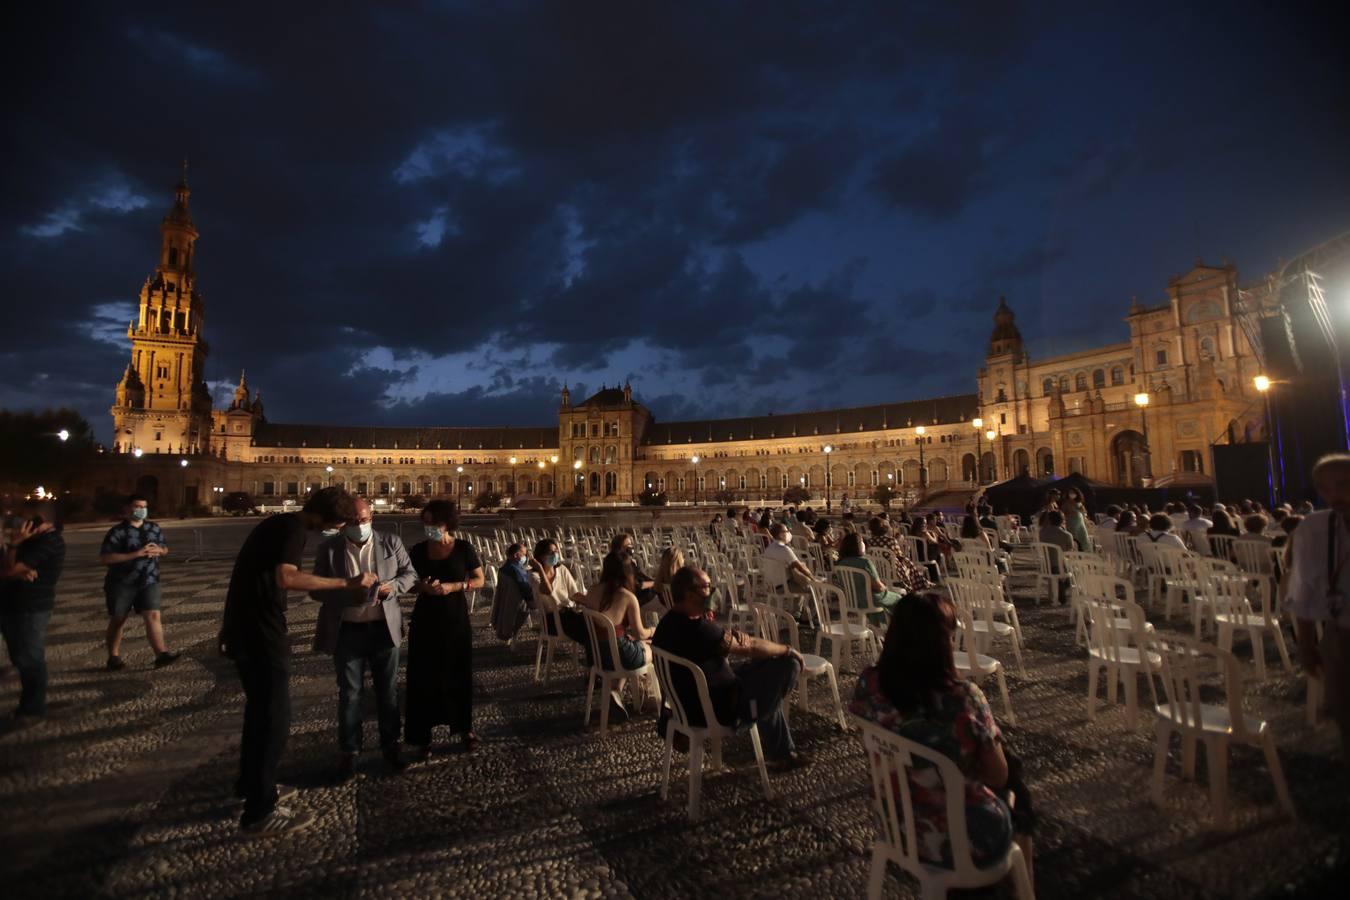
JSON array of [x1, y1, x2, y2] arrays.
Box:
[[2, 535, 1347, 899]]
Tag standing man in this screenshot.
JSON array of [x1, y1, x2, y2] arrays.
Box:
[[311, 497, 417, 781], [100, 494, 180, 670], [654, 566, 809, 771], [1, 501, 65, 721], [1287, 454, 1350, 760], [219, 487, 375, 836]]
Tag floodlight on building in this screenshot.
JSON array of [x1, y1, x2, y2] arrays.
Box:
[[1254, 374, 1271, 393]]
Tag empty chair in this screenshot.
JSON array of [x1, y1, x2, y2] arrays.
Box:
[[752, 602, 847, 730], [852, 717, 1035, 900], [652, 647, 773, 821], [1083, 596, 1158, 728], [810, 582, 880, 673], [532, 592, 576, 684], [947, 578, 1026, 678], [1205, 571, 1293, 680], [951, 600, 1016, 724], [1151, 636, 1296, 826], [1027, 542, 1065, 606]]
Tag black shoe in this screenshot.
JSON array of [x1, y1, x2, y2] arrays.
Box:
[[335, 753, 357, 783], [106, 656, 127, 671], [767, 751, 814, 773], [382, 745, 407, 772], [153, 651, 181, 668]]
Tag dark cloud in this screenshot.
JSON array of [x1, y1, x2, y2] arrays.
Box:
[[3, 2, 1347, 441]]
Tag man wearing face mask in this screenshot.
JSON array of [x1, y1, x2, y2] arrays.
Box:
[[99, 494, 179, 670], [311, 496, 418, 782]]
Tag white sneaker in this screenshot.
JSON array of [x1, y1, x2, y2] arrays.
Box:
[[240, 805, 314, 837], [228, 784, 298, 809]]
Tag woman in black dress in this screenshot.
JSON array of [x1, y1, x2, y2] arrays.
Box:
[[405, 500, 484, 757]]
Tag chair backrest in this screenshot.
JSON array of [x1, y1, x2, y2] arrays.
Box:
[[1063, 551, 1112, 578], [1207, 534, 1236, 561], [810, 581, 851, 630], [1153, 635, 1252, 740], [580, 607, 629, 674], [832, 563, 873, 612], [1233, 539, 1274, 575], [759, 553, 790, 593], [751, 601, 801, 650], [1083, 596, 1149, 664], [652, 646, 722, 733], [1075, 572, 1135, 606], [1201, 571, 1254, 619], [853, 716, 989, 880], [1030, 541, 1064, 575], [945, 578, 1001, 632]]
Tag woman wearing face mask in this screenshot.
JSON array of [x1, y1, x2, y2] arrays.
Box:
[[608, 533, 656, 606], [405, 501, 485, 757]]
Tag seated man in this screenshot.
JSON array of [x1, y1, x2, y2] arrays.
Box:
[[761, 522, 815, 593], [1142, 513, 1189, 551], [1036, 510, 1074, 556], [654, 566, 808, 771]]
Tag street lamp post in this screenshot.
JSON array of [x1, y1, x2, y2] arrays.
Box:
[[1254, 375, 1278, 505], [550, 455, 558, 496], [690, 455, 700, 506], [537, 460, 546, 496], [509, 456, 517, 497], [972, 418, 984, 484], [823, 444, 833, 510], [985, 429, 998, 482], [573, 459, 583, 494], [1133, 392, 1152, 484], [325, 464, 334, 487], [915, 426, 927, 490]]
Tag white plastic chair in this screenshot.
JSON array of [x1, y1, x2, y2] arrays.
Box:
[[853, 716, 1035, 900], [580, 608, 656, 735], [810, 582, 880, 673], [1027, 542, 1065, 606], [652, 647, 773, 821], [752, 602, 847, 730], [947, 578, 1026, 678], [533, 593, 575, 684], [1151, 636, 1296, 826], [1083, 596, 1159, 729], [1205, 571, 1293, 680], [951, 601, 1016, 724]]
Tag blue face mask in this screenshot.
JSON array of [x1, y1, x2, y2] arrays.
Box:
[[131, 507, 148, 521], [425, 526, 444, 541], [547, 552, 561, 567], [345, 522, 372, 543]]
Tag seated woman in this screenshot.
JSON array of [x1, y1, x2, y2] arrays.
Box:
[[580, 554, 654, 672], [866, 516, 931, 594], [812, 518, 838, 569], [959, 514, 1008, 574], [850, 593, 1035, 886], [833, 532, 902, 623], [529, 538, 589, 651]]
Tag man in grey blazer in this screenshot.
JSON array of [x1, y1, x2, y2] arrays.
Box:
[[311, 497, 417, 780]]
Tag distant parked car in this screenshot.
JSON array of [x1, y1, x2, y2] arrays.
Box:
[[222, 491, 259, 515]]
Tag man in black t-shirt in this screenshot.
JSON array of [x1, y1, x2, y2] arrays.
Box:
[[653, 566, 809, 770], [220, 487, 375, 837], [1, 501, 66, 720]]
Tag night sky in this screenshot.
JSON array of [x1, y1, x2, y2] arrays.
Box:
[[4, 2, 1348, 443]]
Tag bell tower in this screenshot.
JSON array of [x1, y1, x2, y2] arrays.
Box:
[[110, 163, 214, 455]]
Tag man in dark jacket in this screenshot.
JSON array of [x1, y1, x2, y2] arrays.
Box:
[[1, 500, 66, 720]]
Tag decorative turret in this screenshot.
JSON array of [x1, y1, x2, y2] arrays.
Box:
[[560, 383, 571, 409], [251, 390, 265, 417], [231, 370, 250, 410], [623, 381, 632, 404], [988, 296, 1024, 357]]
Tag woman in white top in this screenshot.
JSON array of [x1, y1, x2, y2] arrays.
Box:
[[528, 538, 584, 608]]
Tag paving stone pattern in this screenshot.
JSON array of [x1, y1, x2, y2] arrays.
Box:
[[2, 534, 1347, 898]]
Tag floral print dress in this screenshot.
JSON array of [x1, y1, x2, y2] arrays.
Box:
[[849, 668, 1014, 868]]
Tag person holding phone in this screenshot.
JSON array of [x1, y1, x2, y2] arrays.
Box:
[[99, 494, 180, 670]]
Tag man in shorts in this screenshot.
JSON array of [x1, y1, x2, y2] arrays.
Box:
[[99, 494, 180, 670]]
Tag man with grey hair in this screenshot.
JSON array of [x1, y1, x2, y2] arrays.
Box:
[[312, 496, 418, 781], [1285, 453, 1350, 759]]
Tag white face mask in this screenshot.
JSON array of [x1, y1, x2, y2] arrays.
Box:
[[345, 522, 372, 543]]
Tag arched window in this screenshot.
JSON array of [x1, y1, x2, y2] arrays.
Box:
[[1092, 369, 1105, 388], [1110, 366, 1124, 385], [1042, 378, 1054, 396], [1199, 336, 1216, 359], [1074, 373, 1087, 391], [589, 446, 600, 464], [604, 445, 617, 465], [1059, 376, 1070, 393]]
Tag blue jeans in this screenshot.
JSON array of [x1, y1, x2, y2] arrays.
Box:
[[1, 610, 51, 715], [734, 655, 799, 759], [335, 621, 400, 753]]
